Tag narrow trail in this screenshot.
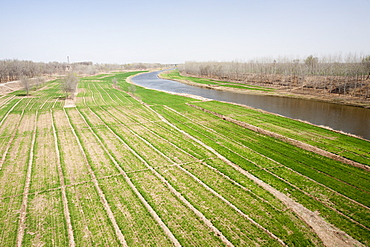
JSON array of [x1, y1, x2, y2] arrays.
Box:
[[145, 104, 365, 247], [63, 109, 128, 247], [16, 111, 37, 247], [51, 109, 76, 247]]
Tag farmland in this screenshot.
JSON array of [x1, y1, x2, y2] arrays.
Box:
[[0, 71, 369, 246]]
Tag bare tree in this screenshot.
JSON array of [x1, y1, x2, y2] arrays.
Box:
[[112, 77, 118, 87], [61, 73, 79, 99], [362, 55, 370, 80], [21, 76, 31, 96]]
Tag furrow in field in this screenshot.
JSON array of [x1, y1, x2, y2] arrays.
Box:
[[146, 103, 365, 247], [16, 111, 37, 247], [76, 107, 179, 246], [63, 109, 128, 246]]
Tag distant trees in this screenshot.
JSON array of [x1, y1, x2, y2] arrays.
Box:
[[179, 54, 370, 99], [0, 59, 171, 84]]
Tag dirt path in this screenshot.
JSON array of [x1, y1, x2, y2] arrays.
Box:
[[145, 104, 364, 247]]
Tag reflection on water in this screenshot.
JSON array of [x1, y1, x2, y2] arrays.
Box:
[[132, 71, 370, 140]]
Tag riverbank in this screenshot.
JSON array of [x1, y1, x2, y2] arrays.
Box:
[[159, 70, 370, 109]]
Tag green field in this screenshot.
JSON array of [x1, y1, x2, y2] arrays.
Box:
[[0, 71, 369, 246]]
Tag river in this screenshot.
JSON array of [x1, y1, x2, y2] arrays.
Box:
[[131, 70, 370, 140]]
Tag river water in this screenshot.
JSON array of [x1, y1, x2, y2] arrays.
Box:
[[132, 70, 370, 140]]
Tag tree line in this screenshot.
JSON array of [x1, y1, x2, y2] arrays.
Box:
[[180, 54, 370, 99], [0, 59, 170, 83]]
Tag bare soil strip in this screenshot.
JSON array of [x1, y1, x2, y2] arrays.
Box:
[[188, 103, 369, 171], [63, 109, 128, 247], [16, 111, 37, 247], [145, 104, 364, 247], [77, 108, 181, 246], [51, 109, 76, 247]]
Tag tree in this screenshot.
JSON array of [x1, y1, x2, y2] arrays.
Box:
[[304, 55, 318, 74], [61, 73, 79, 99], [112, 77, 118, 87], [362, 55, 370, 80], [21, 76, 30, 96]]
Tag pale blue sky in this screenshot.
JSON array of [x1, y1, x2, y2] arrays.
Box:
[[1, 0, 369, 64]]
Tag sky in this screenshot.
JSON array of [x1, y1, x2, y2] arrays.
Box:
[[1, 0, 370, 64]]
